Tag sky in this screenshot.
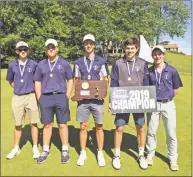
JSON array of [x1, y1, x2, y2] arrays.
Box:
[[160, 0, 192, 55]]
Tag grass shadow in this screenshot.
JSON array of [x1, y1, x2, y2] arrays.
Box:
[[19, 124, 33, 149], [87, 128, 139, 161]]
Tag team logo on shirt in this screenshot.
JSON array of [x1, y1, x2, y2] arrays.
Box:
[[57, 65, 61, 69], [28, 68, 32, 72], [93, 65, 99, 70]]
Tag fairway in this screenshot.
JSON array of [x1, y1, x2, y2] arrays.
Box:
[[1, 53, 191, 176]]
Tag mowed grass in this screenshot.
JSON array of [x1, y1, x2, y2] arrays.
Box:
[[1, 52, 191, 176]]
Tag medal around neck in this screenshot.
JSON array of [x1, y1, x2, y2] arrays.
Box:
[[50, 73, 53, 77], [128, 77, 131, 81], [88, 75, 91, 80], [20, 79, 24, 83]]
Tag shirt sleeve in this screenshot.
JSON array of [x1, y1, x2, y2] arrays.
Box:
[[6, 64, 14, 82], [65, 62, 73, 80], [143, 62, 149, 86], [110, 78, 119, 87], [73, 64, 81, 78], [172, 70, 183, 89], [99, 64, 108, 77], [33, 64, 42, 81], [110, 61, 119, 87]]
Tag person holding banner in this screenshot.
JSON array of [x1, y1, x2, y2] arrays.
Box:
[[146, 45, 183, 171], [6, 41, 40, 160], [110, 37, 149, 170], [73, 34, 109, 167], [34, 39, 73, 164]]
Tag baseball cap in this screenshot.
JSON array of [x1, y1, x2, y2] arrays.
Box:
[[152, 45, 165, 53], [83, 34, 95, 43], [45, 39, 58, 47], [16, 41, 29, 49]]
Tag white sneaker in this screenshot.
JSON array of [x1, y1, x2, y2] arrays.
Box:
[[77, 153, 87, 166], [147, 155, 153, 166], [97, 153, 106, 167], [6, 148, 21, 160], [33, 148, 40, 159], [112, 156, 121, 170], [138, 156, 148, 170], [170, 161, 179, 171]]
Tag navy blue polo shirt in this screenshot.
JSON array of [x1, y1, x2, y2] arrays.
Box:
[[148, 62, 183, 100], [73, 55, 109, 80], [110, 56, 149, 87], [6, 59, 37, 95], [33, 57, 73, 94]]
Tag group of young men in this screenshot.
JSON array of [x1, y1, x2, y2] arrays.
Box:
[[6, 34, 183, 172]]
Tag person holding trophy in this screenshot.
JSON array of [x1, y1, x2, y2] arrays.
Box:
[[73, 34, 109, 167]]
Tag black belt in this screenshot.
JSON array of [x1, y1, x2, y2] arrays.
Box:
[[16, 91, 35, 96], [157, 98, 173, 103], [43, 92, 64, 95]]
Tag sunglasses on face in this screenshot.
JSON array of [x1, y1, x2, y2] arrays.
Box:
[[18, 48, 28, 52]]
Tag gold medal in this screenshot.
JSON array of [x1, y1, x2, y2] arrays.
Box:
[[82, 82, 89, 90], [20, 79, 24, 83], [50, 73, 53, 77], [88, 75, 91, 80], [128, 77, 131, 81]]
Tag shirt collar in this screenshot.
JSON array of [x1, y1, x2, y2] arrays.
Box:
[[122, 55, 138, 63], [15, 58, 30, 66], [154, 62, 169, 71]]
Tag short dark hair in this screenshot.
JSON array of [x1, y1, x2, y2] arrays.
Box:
[[123, 37, 139, 49]]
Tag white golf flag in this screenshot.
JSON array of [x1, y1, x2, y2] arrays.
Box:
[[139, 35, 153, 63]]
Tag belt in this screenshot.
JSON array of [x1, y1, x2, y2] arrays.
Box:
[[157, 98, 173, 103], [15, 91, 35, 96], [43, 92, 64, 95]]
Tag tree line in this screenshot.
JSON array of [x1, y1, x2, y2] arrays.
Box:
[[0, 1, 190, 65]]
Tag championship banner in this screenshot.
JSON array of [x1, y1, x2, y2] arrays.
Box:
[[110, 86, 157, 113]]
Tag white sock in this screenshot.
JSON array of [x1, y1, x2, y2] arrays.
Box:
[[14, 145, 20, 150], [138, 146, 144, 156], [62, 145, 68, 151], [80, 150, 86, 156], [115, 148, 120, 157], [98, 150, 103, 156], [33, 145, 38, 149], [43, 145, 49, 152]]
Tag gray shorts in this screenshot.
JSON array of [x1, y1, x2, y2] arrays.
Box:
[[76, 99, 104, 124]]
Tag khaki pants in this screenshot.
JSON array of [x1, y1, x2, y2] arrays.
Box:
[[12, 93, 40, 126]]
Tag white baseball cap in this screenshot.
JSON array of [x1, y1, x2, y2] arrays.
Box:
[[152, 45, 165, 53], [83, 34, 95, 43], [16, 41, 29, 49], [45, 39, 58, 47]]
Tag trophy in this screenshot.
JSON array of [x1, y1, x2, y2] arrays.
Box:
[[71, 80, 108, 101]]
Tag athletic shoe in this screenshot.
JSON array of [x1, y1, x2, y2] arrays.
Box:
[[33, 148, 40, 159], [77, 152, 87, 166], [6, 148, 21, 160], [112, 155, 121, 170], [97, 153, 106, 167], [170, 161, 179, 171], [37, 151, 50, 164], [61, 150, 69, 164], [138, 156, 148, 170], [147, 155, 153, 166]]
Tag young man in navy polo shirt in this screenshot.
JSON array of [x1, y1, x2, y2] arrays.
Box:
[[146, 45, 183, 171], [73, 34, 109, 167], [110, 37, 149, 170], [34, 39, 73, 164], [6, 41, 40, 160]]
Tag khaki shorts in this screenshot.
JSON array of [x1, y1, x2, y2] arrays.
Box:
[[12, 93, 40, 126]]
